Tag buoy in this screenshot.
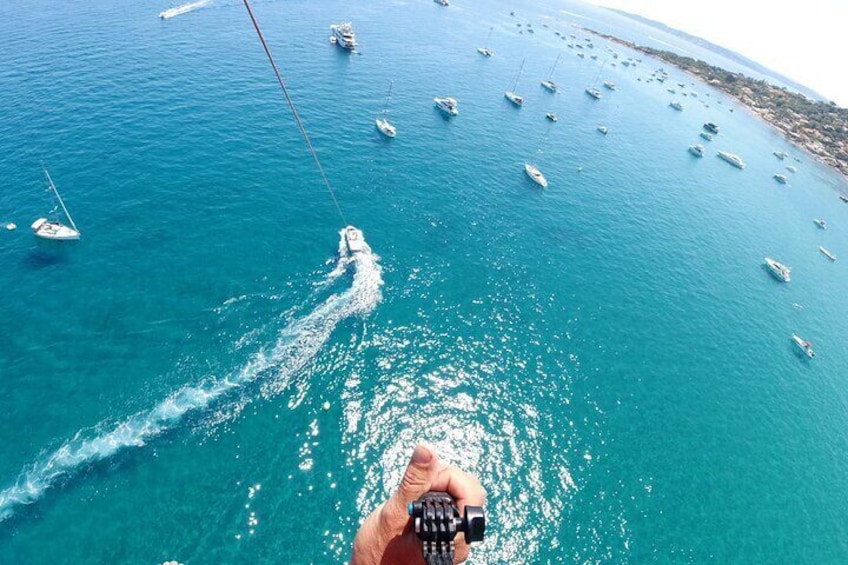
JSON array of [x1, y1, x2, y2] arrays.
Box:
[[5, 223, 15, 231]]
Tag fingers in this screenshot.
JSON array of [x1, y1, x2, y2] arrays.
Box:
[[383, 444, 441, 525], [430, 465, 487, 510]]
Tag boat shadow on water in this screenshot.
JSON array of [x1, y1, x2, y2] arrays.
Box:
[[22, 248, 72, 270]]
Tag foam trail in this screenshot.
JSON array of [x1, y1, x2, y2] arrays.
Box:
[[0, 232, 382, 521], [158, 0, 209, 20]]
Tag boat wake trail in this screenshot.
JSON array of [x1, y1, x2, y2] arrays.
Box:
[[159, 0, 210, 20], [0, 231, 382, 522]]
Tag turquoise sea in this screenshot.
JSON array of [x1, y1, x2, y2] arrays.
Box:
[[2, 0, 848, 562]]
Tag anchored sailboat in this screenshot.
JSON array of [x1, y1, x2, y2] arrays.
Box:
[[585, 58, 607, 100], [504, 58, 525, 106], [540, 53, 561, 92], [375, 80, 396, 138], [31, 169, 80, 241], [477, 27, 494, 57]]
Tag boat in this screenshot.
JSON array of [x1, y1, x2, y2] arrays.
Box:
[[603, 80, 616, 90], [597, 125, 608, 135], [343, 225, 366, 254], [477, 27, 494, 57], [819, 246, 836, 261], [700, 132, 713, 141], [540, 54, 561, 92], [764, 257, 791, 282], [814, 218, 827, 230], [792, 334, 815, 358], [6, 223, 16, 231], [159, 0, 208, 19], [577, 52, 585, 59], [703, 122, 720, 134], [330, 23, 357, 50], [773, 173, 788, 184], [841, 194, 848, 203], [434, 97, 458, 116], [585, 87, 602, 99], [31, 169, 81, 241], [773, 151, 787, 160], [546, 112, 557, 122], [786, 165, 797, 173], [433, 0, 449, 5], [688, 144, 704, 157], [717, 151, 745, 169], [669, 100, 683, 111], [375, 80, 396, 138], [524, 163, 548, 188], [504, 58, 525, 107]]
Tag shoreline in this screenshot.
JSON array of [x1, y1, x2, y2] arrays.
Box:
[[582, 28, 848, 185]]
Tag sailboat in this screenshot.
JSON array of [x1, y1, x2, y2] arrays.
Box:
[[477, 27, 494, 57], [540, 53, 561, 92], [504, 58, 525, 106], [31, 169, 81, 240], [585, 58, 606, 100], [524, 126, 551, 188], [375, 80, 396, 138]]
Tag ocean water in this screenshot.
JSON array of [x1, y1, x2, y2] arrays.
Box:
[[2, 0, 848, 562]]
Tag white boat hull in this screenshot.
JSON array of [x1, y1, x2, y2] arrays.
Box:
[[31, 218, 80, 241], [343, 225, 366, 254], [792, 334, 815, 358], [375, 118, 396, 138], [524, 163, 548, 188], [504, 91, 523, 106]]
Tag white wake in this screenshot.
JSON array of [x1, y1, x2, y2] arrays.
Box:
[[159, 0, 210, 20]]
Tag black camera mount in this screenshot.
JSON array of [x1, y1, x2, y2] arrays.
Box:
[[408, 491, 486, 565]]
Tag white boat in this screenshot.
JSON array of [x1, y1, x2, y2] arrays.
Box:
[[6, 223, 16, 231], [330, 23, 357, 50], [764, 257, 790, 282], [773, 151, 787, 160], [524, 163, 548, 188], [540, 54, 561, 92], [546, 112, 557, 122], [433, 0, 449, 5], [159, 0, 208, 19], [786, 165, 797, 173], [774, 173, 788, 184], [343, 225, 366, 254], [717, 151, 745, 169], [504, 59, 525, 107], [375, 81, 396, 138], [699, 132, 713, 141], [688, 144, 704, 157], [792, 334, 815, 358], [813, 218, 827, 230], [703, 122, 720, 134], [434, 97, 458, 116], [819, 246, 836, 261], [31, 169, 81, 241], [597, 125, 608, 135], [669, 100, 683, 111], [477, 27, 494, 57], [585, 87, 602, 99], [603, 80, 616, 90]]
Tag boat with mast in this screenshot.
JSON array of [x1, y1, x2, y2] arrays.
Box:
[[540, 54, 561, 92], [504, 58, 525, 106], [375, 80, 396, 138], [477, 27, 494, 57], [585, 58, 606, 99], [31, 169, 81, 241]]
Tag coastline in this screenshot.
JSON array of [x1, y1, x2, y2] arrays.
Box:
[[582, 28, 848, 184]]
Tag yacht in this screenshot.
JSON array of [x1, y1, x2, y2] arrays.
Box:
[[330, 23, 357, 50], [792, 334, 815, 358], [603, 80, 616, 90], [786, 165, 797, 173], [717, 151, 745, 169], [773, 173, 788, 184], [597, 125, 608, 135], [819, 246, 836, 261], [434, 97, 458, 116], [585, 87, 602, 99], [343, 225, 366, 254], [669, 100, 683, 111], [699, 132, 713, 141], [546, 112, 557, 122], [688, 144, 704, 157], [764, 257, 791, 282], [773, 151, 788, 160], [813, 218, 827, 230], [477, 47, 494, 57], [32, 169, 81, 241], [703, 122, 720, 134], [524, 163, 548, 188]]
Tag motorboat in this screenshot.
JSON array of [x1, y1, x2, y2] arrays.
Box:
[[434, 97, 458, 116], [5, 223, 15, 231], [585, 87, 602, 99], [433, 0, 449, 5], [669, 100, 683, 111], [764, 257, 791, 282], [813, 218, 827, 230], [524, 163, 548, 188], [786, 165, 797, 173], [819, 246, 836, 261], [31, 169, 81, 241], [699, 132, 713, 141], [703, 122, 720, 134], [330, 23, 357, 50], [597, 125, 608, 135], [603, 80, 616, 90], [477, 47, 494, 57], [717, 151, 745, 169], [159, 0, 208, 19], [774, 173, 788, 184], [546, 112, 557, 122], [773, 151, 788, 160], [688, 144, 704, 157], [343, 225, 366, 254], [792, 334, 815, 358], [841, 194, 848, 203]]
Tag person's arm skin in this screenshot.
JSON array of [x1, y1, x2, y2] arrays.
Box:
[[350, 444, 486, 565]]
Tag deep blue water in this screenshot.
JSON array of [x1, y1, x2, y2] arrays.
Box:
[[2, 0, 848, 562]]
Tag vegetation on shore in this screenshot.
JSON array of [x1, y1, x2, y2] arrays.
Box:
[[587, 30, 848, 179]]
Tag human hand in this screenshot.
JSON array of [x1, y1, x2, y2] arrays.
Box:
[[350, 444, 486, 565]]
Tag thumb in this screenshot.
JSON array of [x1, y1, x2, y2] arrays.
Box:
[[384, 444, 440, 525]]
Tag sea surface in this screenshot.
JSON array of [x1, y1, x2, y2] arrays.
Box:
[[2, 0, 848, 562]]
